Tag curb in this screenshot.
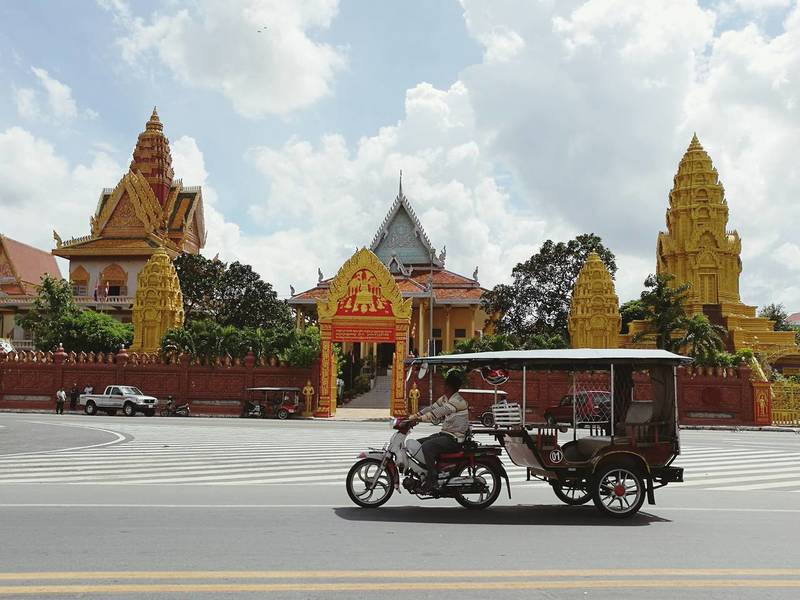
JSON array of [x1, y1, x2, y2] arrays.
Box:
[[680, 424, 800, 433]]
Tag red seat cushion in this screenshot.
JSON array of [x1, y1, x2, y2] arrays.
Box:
[[437, 452, 465, 460]]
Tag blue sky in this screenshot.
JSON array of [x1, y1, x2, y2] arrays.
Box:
[[1, 0, 799, 311]]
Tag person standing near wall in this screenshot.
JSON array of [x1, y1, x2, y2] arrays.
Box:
[[55, 388, 66, 415], [69, 383, 80, 412]]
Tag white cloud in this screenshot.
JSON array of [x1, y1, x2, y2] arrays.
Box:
[[0, 127, 121, 257], [13, 66, 93, 122], [166, 82, 565, 298], [105, 0, 346, 118], [456, 0, 800, 308]]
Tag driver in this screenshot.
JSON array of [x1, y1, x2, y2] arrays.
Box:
[[409, 371, 469, 490]]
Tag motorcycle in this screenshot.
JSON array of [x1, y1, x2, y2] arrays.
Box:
[[241, 400, 264, 418], [160, 397, 191, 417], [345, 418, 510, 510]]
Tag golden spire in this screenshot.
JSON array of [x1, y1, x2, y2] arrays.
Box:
[[568, 252, 620, 349], [146, 106, 163, 132], [130, 107, 174, 205]]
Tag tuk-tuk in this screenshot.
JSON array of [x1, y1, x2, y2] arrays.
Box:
[[244, 387, 302, 420], [410, 349, 691, 518]]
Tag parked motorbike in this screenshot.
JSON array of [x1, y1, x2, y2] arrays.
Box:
[[345, 418, 509, 510], [241, 400, 264, 418], [160, 397, 191, 417]]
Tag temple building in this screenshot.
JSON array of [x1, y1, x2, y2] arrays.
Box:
[[289, 183, 491, 367], [0, 235, 62, 348], [568, 252, 620, 349], [52, 108, 205, 323], [596, 134, 800, 367]]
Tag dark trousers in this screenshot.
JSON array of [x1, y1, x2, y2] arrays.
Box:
[[417, 432, 460, 481], [56, 400, 64, 414]]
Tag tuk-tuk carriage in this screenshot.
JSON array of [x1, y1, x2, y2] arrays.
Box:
[[244, 387, 302, 420], [410, 349, 691, 518], [458, 388, 508, 426]]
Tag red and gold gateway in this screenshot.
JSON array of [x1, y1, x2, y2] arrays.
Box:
[[290, 183, 494, 416], [314, 249, 413, 417]]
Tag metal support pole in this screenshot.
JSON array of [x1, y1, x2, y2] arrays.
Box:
[[428, 249, 435, 406], [572, 371, 577, 442], [673, 366, 680, 454], [522, 365, 527, 428], [610, 363, 615, 440]]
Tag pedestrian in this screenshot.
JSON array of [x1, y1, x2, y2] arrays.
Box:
[[69, 383, 80, 412], [55, 387, 66, 415]]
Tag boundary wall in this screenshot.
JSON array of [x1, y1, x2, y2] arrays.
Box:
[[0, 346, 319, 417]]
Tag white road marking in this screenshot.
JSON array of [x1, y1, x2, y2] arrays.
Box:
[[2, 422, 799, 490], [0, 503, 799, 514]]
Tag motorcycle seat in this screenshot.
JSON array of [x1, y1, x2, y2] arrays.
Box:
[[437, 451, 466, 460]]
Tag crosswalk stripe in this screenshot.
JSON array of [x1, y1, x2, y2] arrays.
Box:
[[2, 423, 798, 491]]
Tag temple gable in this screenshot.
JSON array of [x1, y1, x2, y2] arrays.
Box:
[[371, 188, 442, 268]]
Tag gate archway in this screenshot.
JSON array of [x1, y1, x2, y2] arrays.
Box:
[[315, 248, 412, 417]]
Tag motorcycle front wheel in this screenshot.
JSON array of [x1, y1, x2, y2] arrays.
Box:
[[346, 458, 394, 508], [453, 460, 502, 510]]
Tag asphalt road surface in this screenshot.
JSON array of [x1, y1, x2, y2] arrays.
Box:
[[1, 412, 799, 599]]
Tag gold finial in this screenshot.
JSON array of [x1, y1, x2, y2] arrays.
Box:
[[688, 132, 702, 151], [146, 106, 163, 132]]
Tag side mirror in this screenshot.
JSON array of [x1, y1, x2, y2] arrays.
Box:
[[417, 362, 428, 380]]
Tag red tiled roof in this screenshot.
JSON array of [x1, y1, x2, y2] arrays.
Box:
[[289, 267, 486, 305], [1, 235, 62, 292], [789, 312, 800, 325]]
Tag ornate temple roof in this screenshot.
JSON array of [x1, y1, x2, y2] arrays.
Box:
[[370, 177, 444, 270], [290, 180, 483, 307], [289, 267, 484, 306], [53, 109, 205, 259], [0, 234, 62, 295]]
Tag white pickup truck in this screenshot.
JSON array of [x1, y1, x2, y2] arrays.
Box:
[[80, 385, 159, 417]]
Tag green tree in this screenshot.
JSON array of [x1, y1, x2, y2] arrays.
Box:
[[281, 326, 321, 367], [61, 311, 133, 353], [482, 234, 616, 340], [217, 262, 291, 330], [18, 275, 79, 351], [675, 314, 726, 359], [758, 303, 794, 331], [173, 254, 292, 330], [173, 253, 225, 322], [634, 273, 691, 350], [619, 299, 648, 334]]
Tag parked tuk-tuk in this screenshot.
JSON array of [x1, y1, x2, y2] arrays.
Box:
[[409, 349, 691, 518], [244, 387, 302, 420]]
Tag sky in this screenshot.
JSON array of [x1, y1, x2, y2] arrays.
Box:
[[1, 0, 799, 311]]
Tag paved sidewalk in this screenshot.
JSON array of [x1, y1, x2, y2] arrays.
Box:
[[331, 407, 391, 421]]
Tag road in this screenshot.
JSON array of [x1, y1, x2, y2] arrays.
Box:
[[0, 412, 799, 599]]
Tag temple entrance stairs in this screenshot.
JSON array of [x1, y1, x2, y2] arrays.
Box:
[[346, 373, 392, 409]]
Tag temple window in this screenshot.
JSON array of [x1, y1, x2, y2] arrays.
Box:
[[454, 328, 467, 339], [70, 266, 90, 297], [99, 263, 128, 297]]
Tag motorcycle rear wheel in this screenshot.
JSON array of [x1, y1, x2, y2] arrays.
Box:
[[346, 458, 394, 508], [453, 460, 502, 510]]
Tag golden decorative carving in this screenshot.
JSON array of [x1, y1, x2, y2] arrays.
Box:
[[621, 134, 799, 357], [130, 247, 184, 353], [568, 252, 620, 349], [317, 248, 412, 321]]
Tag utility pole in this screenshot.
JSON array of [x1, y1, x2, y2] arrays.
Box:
[[428, 248, 435, 406]]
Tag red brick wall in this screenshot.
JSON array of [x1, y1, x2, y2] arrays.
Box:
[[0, 348, 319, 416]]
